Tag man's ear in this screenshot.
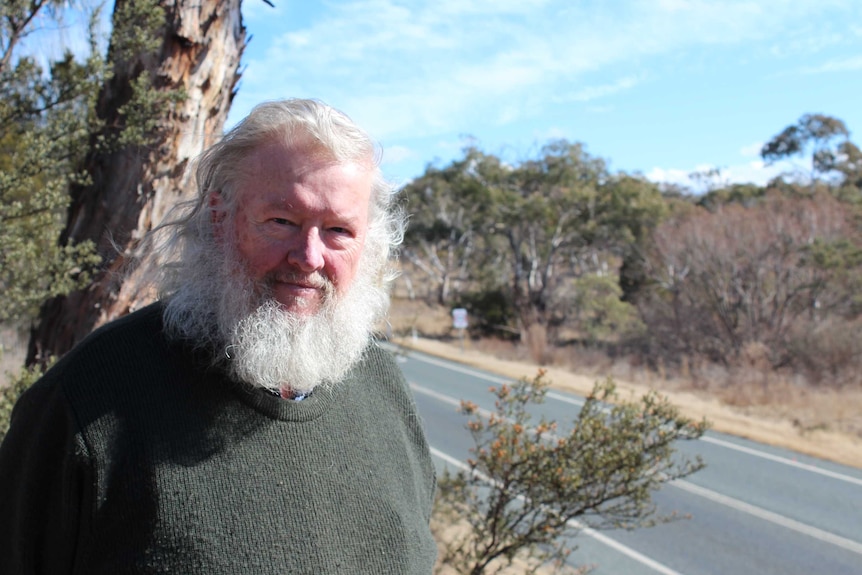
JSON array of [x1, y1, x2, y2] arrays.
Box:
[[209, 191, 227, 240]]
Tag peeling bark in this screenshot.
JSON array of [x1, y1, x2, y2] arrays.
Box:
[[28, 0, 246, 364]]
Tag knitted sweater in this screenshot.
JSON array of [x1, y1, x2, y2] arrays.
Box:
[[0, 304, 437, 574]]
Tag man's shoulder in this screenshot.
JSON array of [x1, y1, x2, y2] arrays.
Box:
[[357, 339, 402, 375], [85, 302, 167, 345], [30, 301, 213, 432], [349, 340, 415, 400], [36, 302, 173, 395]]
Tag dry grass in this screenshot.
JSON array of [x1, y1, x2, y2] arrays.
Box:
[[431, 515, 584, 575], [386, 298, 862, 470]]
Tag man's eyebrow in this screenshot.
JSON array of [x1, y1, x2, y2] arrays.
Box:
[[258, 199, 363, 223], [328, 212, 363, 227]]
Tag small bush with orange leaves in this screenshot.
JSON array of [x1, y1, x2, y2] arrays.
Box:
[[433, 371, 708, 575]]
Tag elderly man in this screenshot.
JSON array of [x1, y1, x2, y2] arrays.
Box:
[[0, 99, 437, 573]]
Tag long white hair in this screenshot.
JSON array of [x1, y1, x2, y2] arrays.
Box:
[[136, 99, 406, 392]]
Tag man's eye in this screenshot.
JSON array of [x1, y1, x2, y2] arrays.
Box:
[[329, 226, 350, 234], [272, 218, 295, 226]]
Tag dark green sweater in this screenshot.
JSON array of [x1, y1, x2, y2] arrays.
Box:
[[0, 304, 437, 574]]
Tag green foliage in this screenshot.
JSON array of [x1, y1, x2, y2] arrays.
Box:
[[110, 0, 165, 62], [0, 2, 106, 324], [401, 147, 497, 304], [399, 114, 862, 384], [0, 361, 49, 444], [434, 372, 707, 574], [697, 183, 767, 210], [457, 288, 517, 339], [402, 141, 667, 352], [114, 72, 187, 149], [761, 114, 849, 171], [0, 0, 180, 327], [761, 114, 859, 196], [833, 140, 862, 201], [102, 0, 187, 151], [569, 274, 644, 342]]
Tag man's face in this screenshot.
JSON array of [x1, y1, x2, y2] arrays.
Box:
[[224, 142, 374, 315]]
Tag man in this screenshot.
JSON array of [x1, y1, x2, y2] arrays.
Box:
[[0, 99, 437, 573]]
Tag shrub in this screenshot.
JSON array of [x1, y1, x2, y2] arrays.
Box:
[[433, 371, 708, 574], [0, 362, 47, 444]]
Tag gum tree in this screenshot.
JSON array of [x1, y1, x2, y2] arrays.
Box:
[[28, 0, 246, 365]]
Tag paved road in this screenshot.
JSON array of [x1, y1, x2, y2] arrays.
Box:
[[391, 345, 862, 575]]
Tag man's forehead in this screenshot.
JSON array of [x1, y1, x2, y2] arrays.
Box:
[[238, 140, 374, 183], [233, 148, 373, 215]]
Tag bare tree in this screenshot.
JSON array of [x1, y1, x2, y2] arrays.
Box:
[[639, 192, 862, 371]]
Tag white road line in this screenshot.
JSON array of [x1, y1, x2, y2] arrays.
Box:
[[547, 391, 586, 406], [411, 382, 469, 409], [402, 349, 862, 486], [698, 436, 862, 487], [672, 480, 862, 556], [395, 348, 513, 384], [413, 381, 862, 557], [429, 446, 687, 575]]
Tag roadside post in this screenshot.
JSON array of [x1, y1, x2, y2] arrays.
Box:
[[452, 307, 468, 353]]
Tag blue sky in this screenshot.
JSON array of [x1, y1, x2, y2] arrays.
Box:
[[228, 0, 861, 191]]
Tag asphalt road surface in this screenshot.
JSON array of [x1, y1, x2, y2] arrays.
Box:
[[390, 345, 862, 575]]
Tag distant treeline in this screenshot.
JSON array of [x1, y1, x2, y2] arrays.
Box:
[[398, 114, 862, 388]]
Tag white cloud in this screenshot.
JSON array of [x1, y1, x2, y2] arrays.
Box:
[[740, 142, 764, 158], [225, 0, 861, 186], [769, 32, 845, 58], [585, 105, 614, 114], [234, 0, 847, 137], [646, 166, 692, 187], [555, 76, 642, 104], [646, 159, 790, 190], [798, 55, 862, 74], [283, 31, 312, 49], [536, 127, 568, 141], [381, 145, 415, 165], [434, 0, 553, 16], [721, 161, 782, 186]]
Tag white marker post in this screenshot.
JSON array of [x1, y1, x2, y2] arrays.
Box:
[[451, 308, 468, 353]]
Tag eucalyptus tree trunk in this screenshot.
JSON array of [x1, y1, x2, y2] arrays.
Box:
[[27, 0, 246, 365]]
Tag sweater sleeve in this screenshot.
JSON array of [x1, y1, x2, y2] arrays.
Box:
[[0, 376, 92, 575]]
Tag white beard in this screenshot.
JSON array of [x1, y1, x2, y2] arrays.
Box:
[[163, 247, 389, 396], [224, 269, 387, 396]]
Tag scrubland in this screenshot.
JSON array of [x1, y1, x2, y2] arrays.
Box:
[[387, 298, 862, 470]]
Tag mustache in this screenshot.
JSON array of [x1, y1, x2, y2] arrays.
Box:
[[270, 271, 331, 289], [258, 270, 336, 300]]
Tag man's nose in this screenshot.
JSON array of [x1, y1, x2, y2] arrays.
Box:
[[287, 227, 325, 272]]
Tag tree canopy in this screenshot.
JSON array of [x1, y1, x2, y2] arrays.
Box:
[[0, 0, 104, 324], [401, 140, 665, 361]]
